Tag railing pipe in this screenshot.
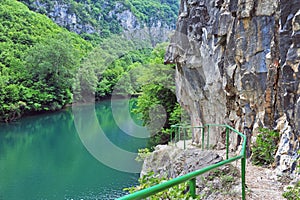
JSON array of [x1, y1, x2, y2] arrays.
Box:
[[118, 155, 244, 200]]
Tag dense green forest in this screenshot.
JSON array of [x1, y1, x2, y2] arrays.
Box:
[[0, 0, 92, 122], [0, 0, 180, 146], [76, 41, 182, 146], [19, 0, 179, 39], [76, 35, 152, 100]]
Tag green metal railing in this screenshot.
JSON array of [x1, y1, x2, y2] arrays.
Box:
[[118, 124, 247, 200]]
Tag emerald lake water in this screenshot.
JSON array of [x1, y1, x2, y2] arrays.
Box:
[[0, 99, 149, 200]]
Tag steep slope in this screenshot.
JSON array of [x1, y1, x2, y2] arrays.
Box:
[[0, 0, 92, 122], [165, 0, 300, 175], [19, 0, 179, 45]]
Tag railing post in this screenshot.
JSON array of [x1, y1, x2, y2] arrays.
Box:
[[241, 152, 246, 200], [226, 127, 229, 160], [170, 126, 173, 145], [189, 178, 196, 198], [207, 125, 210, 149], [175, 127, 178, 147], [183, 127, 186, 150], [202, 127, 205, 150]]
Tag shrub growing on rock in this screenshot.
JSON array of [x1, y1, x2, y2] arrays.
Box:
[[251, 128, 280, 166]]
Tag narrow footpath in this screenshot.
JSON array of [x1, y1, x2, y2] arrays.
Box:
[[245, 162, 285, 200], [176, 140, 287, 200]]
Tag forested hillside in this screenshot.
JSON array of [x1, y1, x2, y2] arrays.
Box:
[[19, 0, 179, 41], [0, 0, 92, 122], [0, 0, 179, 130]]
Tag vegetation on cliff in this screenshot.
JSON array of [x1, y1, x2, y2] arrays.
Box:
[[132, 43, 181, 147], [251, 128, 280, 166], [19, 0, 179, 39]]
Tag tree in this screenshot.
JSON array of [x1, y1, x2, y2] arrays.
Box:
[[25, 33, 81, 108], [76, 34, 152, 100], [133, 43, 182, 147]]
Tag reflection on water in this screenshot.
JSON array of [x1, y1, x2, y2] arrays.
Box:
[[0, 99, 148, 200]]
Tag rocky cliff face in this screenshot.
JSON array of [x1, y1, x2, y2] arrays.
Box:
[[109, 2, 173, 45], [165, 0, 300, 175], [21, 0, 176, 45]]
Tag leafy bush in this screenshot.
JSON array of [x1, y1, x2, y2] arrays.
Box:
[[251, 128, 280, 166], [283, 181, 300, 200], [124, 171, 194, 199], [135, 148, 151, 162]]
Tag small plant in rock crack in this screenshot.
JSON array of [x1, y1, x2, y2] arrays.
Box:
[[198, 164, 240, 198], [221, 175, 235, 185], [251, 128, 280, 166], [210, 166, 239, 190]]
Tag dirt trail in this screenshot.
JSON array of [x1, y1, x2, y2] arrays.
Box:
[[244, 161, 285, 200], [218, 151, 287, 200]]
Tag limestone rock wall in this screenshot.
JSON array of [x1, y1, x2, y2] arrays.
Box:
[[165, 0, 300, 174]]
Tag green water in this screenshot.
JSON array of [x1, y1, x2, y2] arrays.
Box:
[[0, 99, 148, 200]]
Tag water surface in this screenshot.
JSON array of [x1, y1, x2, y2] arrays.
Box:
[[0, 99, 148, 200]]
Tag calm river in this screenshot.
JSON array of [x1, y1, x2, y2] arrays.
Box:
[[0, 99, 148, 200]]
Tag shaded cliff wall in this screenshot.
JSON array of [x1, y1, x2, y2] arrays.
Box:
[[165, 0, 300, 174]]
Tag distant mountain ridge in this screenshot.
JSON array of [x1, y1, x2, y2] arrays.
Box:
[[19, 0, 179, 44]]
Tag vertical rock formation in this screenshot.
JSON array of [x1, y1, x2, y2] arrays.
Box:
[[165, 0, 300, 174]]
